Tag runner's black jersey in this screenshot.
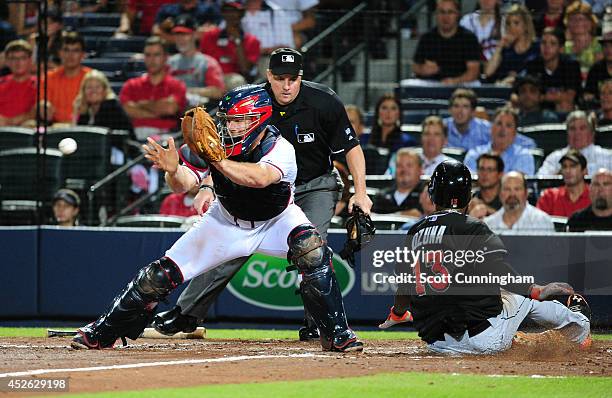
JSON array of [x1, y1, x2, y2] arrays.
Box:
[[404, 210, 531, 343]]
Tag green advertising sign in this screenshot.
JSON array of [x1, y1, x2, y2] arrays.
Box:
[[226, 253, 355, 311]]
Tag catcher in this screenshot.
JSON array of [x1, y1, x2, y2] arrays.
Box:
[[71, 85, 363, 352]]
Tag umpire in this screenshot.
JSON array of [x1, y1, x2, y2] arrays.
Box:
[[153, 48, 372, 340]]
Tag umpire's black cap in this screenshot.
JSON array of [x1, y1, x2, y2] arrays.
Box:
[[268, 48, 303, 76], [428, 160, 473, 209]]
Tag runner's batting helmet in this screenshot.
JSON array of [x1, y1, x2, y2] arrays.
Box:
[[428, 160, 473, 209]]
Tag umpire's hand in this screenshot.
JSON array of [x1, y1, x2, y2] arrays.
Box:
[[349, 192, 372, 215]]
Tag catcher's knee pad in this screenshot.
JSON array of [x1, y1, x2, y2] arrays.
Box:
[[94, 257, 184, 342], [135, 257, 184, 301], [287, 224, 326, 272]]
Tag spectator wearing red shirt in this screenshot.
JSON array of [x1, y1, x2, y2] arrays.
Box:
[[168, 14, 225, 105], [0, 40, 36, 126], [120, 37, 187, 141], [200, 1, 260, 90], [159, 189, 199, 218], [537, 149, 591, 217], [118, 0, 173, 36]]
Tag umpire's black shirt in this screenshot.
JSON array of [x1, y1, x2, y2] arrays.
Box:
[[264, 80, 359, 185]]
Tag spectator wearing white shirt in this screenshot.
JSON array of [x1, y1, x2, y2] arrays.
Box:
[[384, 116, 451, 176], [243, 0, 295, 51], [460, 0, 501, 61], [269, 0, 318, 49], [421, 115, 453, 175], [242, 0, 296, 77], [537, 110, 612, 176], [485, 171, 556, 233]]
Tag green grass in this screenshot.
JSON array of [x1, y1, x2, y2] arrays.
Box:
[[0, 327, 610, 341], [52, 372, 612, 398]]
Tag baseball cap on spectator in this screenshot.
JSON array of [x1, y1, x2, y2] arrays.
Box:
[[221, 1, 244, 10], [172, 14, 196, 34], [53, 189, 81, 208], [559, 149, 587, 170], [269, 48, 303, 76], [513, 75, 544, 94]]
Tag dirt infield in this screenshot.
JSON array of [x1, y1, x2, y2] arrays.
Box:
[[1, 335, 611, 396]]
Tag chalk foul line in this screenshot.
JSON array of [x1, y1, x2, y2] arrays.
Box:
[[0, 353, 329, 378]]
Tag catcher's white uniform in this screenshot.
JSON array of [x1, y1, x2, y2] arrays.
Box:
[[166, 135, 310, 281]]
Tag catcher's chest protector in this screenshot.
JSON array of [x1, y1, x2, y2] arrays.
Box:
[[212, 132, 292, 221]]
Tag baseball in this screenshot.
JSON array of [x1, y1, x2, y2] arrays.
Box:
[[58, 137, 77, 155]]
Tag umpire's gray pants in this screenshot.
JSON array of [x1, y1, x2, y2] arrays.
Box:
[[177, 171, 342, 319]]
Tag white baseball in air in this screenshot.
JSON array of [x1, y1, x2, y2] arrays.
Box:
[[58, 138, 77, 155]]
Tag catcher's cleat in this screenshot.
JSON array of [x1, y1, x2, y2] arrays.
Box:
[[329, 339, 364, 352], [71, 322, 117, 350], [152, 306, 198, 336], [566, 294, 592, 349], [379, 306, 413, 329], [322, 329, 364, 352], [298, 325, 320, 342]]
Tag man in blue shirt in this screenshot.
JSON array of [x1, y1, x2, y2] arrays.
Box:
[[464, 106, 535, 174], [445, 88, 536, 150], [444, 88, 490, 150]]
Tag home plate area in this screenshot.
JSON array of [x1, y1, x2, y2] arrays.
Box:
[[0, 335, 611, 395]]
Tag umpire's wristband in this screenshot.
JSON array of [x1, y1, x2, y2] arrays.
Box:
[[199, 184, 216, 199]]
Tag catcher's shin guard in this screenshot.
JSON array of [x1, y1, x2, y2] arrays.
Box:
[[72, 257, 183, 349], [288, 225, 362, 352]]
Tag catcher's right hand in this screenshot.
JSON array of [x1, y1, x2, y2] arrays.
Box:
[[182, 107, 227, 163], [529, 282, 574, 301]]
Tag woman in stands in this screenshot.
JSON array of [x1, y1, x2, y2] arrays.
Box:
[[563, 1, 602, 80], [73, 69, 132, 133], [368, 93, 417, 153], [460, 0, 502, 61], [73, 70, 134, 166], [484, 4, 539, 84]]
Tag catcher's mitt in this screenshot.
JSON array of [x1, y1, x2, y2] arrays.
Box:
[[182, 107, 226, 162], [339, 206, 376, 267]]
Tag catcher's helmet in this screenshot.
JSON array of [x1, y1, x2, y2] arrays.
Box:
[[217, 85, 273, 158], [428, 160, 473, 209]]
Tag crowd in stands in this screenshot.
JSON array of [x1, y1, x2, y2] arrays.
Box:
[[0, 0, 610, 232]]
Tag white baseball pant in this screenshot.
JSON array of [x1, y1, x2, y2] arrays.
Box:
[[428, 290, 591, 355], [166, 201, 310, 281]]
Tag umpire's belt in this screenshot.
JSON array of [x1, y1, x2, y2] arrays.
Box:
[[219, 203, 267, 229]]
